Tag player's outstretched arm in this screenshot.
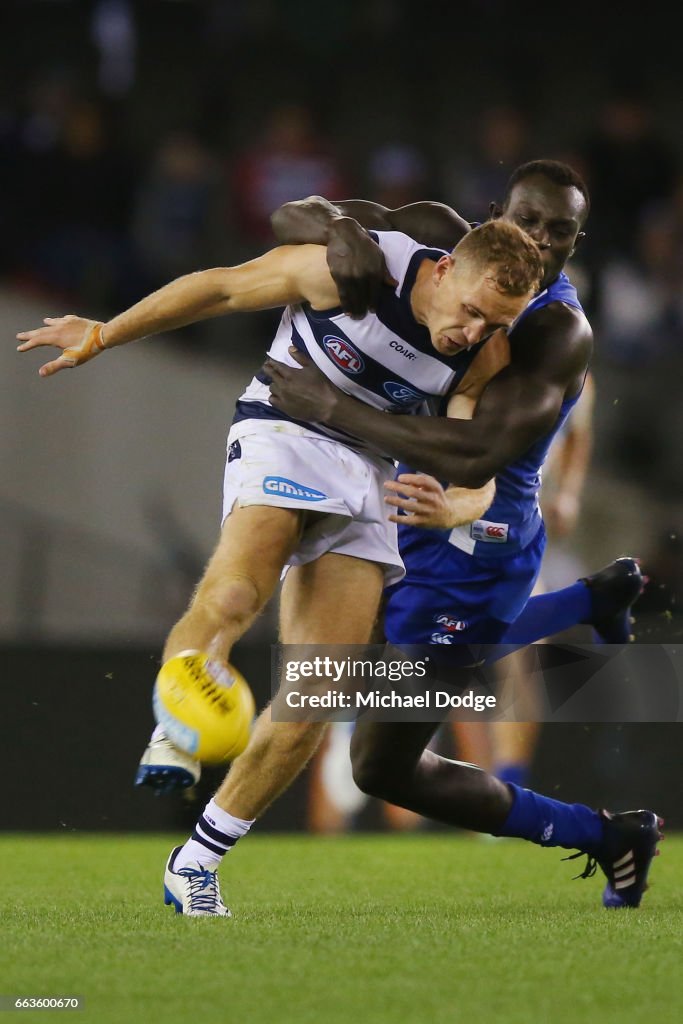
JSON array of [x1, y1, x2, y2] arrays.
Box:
[[17, 245, 336, 377], [271, 196, 469, 318]]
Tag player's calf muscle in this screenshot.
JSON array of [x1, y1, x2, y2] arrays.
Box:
[[214, 710, 326, 818]]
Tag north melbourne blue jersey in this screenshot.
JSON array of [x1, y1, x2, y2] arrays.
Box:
[[397, 271, 587, 572], [234, 232, 485, 457]]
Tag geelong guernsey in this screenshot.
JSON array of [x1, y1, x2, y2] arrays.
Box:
[[233, 231, 484, 457], [398, 271, 587, 566]]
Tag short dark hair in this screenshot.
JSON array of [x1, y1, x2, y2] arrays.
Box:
[[503, 160, 591, 222]]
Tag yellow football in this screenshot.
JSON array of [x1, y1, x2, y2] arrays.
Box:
[[153, 650, 256, 764]]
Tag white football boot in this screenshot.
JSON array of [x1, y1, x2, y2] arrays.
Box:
[[163, 846, 231, 917], [134, 729, 201, 794]]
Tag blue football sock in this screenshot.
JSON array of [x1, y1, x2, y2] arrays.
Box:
[[494, 782, 603, 851], [501, 582, 592, 646], [495, 762, 530, 789]]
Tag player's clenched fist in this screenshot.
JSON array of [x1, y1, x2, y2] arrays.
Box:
[[17, 315, 107, 377]]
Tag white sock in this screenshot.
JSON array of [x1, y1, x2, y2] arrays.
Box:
[[173, 798, 255, 871]]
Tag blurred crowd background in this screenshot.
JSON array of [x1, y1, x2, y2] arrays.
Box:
[[3, 0, 681, 644], [1, 0, 681, 831]]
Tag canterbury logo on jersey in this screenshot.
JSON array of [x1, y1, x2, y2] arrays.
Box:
[[322, 335, 364, 373], [263, 476, 328, 501], [471, 519, 509, 543], [430, 632, 456, 645]]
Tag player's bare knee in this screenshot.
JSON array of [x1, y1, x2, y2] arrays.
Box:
[[193, 573, 263, 632]]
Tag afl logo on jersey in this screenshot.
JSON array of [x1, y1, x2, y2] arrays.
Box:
[[434, 614, 468, 632], [322, 335, 364, 374], [383, 381, 423, 405]]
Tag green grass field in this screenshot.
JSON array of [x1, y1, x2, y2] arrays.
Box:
[[1, 833, 681, 1024]]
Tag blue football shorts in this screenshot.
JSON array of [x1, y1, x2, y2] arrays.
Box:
[[383, 524, 546, 653]]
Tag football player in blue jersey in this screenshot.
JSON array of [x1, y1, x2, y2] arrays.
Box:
[[267, 160, 662, 909]]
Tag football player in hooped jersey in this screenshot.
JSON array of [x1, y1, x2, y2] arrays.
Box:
[[268, 160, 662, 909], [17, 219, 542, 916]]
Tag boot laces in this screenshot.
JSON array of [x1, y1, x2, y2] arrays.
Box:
[[178, 866, 222, 912], [561, 850, 598, 880]]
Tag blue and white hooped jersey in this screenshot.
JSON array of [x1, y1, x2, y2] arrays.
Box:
[[398, 270, 588, 568], [233, 232, 485, 456]]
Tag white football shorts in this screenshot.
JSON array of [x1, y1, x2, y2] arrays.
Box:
[[222, 419, 404, 586]]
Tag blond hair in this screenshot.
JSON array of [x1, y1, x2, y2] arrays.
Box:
[[454, 220, 543, 297]]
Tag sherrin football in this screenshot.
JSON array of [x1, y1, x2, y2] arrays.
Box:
[[153, 650, 255, 763]]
